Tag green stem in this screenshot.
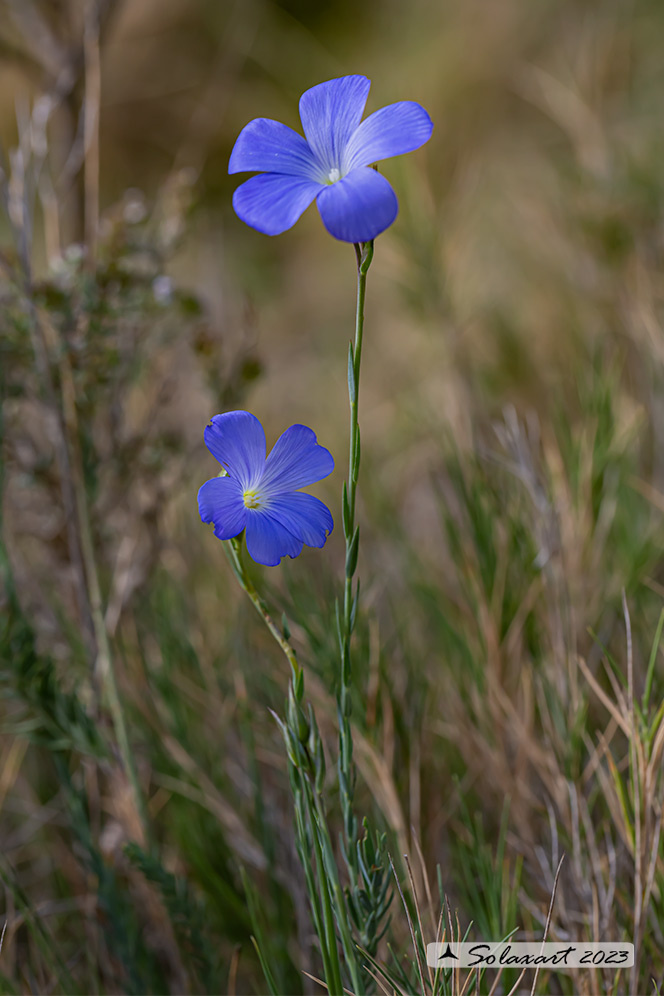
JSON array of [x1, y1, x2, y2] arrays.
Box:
[[223, 539, 354, 990], [292, 797, 340, 994], [306, 785, 346, 996], [223, 537, 301, 686], [339, 240, 373, 856], [310, 784, 364, 996]]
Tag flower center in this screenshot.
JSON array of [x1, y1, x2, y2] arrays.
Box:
[[242, 488, 262, 509], [327, 167, 341, 184]]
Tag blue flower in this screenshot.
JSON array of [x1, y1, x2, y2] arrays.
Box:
[[198, 411, 335, 566], [229, 75, 433, 243]]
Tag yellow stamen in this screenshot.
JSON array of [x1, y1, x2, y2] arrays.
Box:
[[243, 489, 261, 509]]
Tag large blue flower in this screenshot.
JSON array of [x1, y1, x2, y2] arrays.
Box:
[[198, 411, 334, 566], [229, 75, 433, 242]]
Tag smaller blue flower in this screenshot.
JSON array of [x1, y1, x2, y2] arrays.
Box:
[[229, 75, 433, 242], [198, 411, 334, 566]]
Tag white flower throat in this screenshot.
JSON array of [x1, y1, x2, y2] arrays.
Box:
[[327, 167, 341, 183]]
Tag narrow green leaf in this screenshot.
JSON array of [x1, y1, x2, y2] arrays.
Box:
[[334, 598, 344, 655], [294, 665, 304, 703], [350, 579, 360, 632], [249, 936, 280, 996], [292, 802, 338, 992], [307, 793, 346, 995], [342, 638, 351, 685], [309, 708, 326, 794], [311, 791, 364, 995], [342, 481, 351, 538], [643, 607, 664, 714], [346, 526, 360, 578]]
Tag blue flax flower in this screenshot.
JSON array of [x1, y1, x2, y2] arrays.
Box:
[[198, 411, 334, 566], [229, 75, 433, 242]]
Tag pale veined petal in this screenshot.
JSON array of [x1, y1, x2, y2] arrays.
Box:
[[198, 476, 247, 540], [343, 101, 433, 171], [229, 118, 319, 177], [262, 424, 334, 492], [244, 509, 303, 566], [204, 411, 266, 488], [232, 173, 322, 236], [316, 167, 398, 242], [299, 75, 371, 172], [266, 492, 333, 548]]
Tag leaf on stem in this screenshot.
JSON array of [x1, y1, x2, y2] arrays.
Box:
[[342, 481, 351, 538], [346, 525, 360, 578]]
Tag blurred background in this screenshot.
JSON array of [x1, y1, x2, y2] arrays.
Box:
[[2, 0, 664, 992]]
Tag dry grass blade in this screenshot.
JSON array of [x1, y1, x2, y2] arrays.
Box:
[[301, 970, 357, 995], [577, 657, 630, 736], [623, 592, 643, 996], [529, 854, 564, 996], [459, 964, 480, 996], [362, 966, 397, 996], [389, 853, 427, 996], [412, 832, 436, 934], [227, 944, 241, 996], [404, 853, 433, 991], [503, 965, 529, 996]]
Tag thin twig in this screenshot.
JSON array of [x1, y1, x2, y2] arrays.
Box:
[[0, 138, 95, 649], [83, 0, 101, 267], [4, 0, 68, 80]]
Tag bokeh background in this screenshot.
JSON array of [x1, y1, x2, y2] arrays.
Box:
[[2, 0, 664, 992]]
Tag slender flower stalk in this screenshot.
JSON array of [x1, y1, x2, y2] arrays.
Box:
[[339, 239, 373, 854], [222, 536, 364, 996], [222, 536, 300, 683]]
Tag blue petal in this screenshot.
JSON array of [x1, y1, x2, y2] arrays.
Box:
[[204, 411, 266, 487], [245, 509, 303, 566], [299, 76, 371, 172], [343, 101, 433, 171], [267, 492, 333, 548], [232, 173, 321, 235], [262, 424, 334, 492], [228, 118, 319, 177], [316, 167, 398, 242], [198, 476, 246, 540]]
